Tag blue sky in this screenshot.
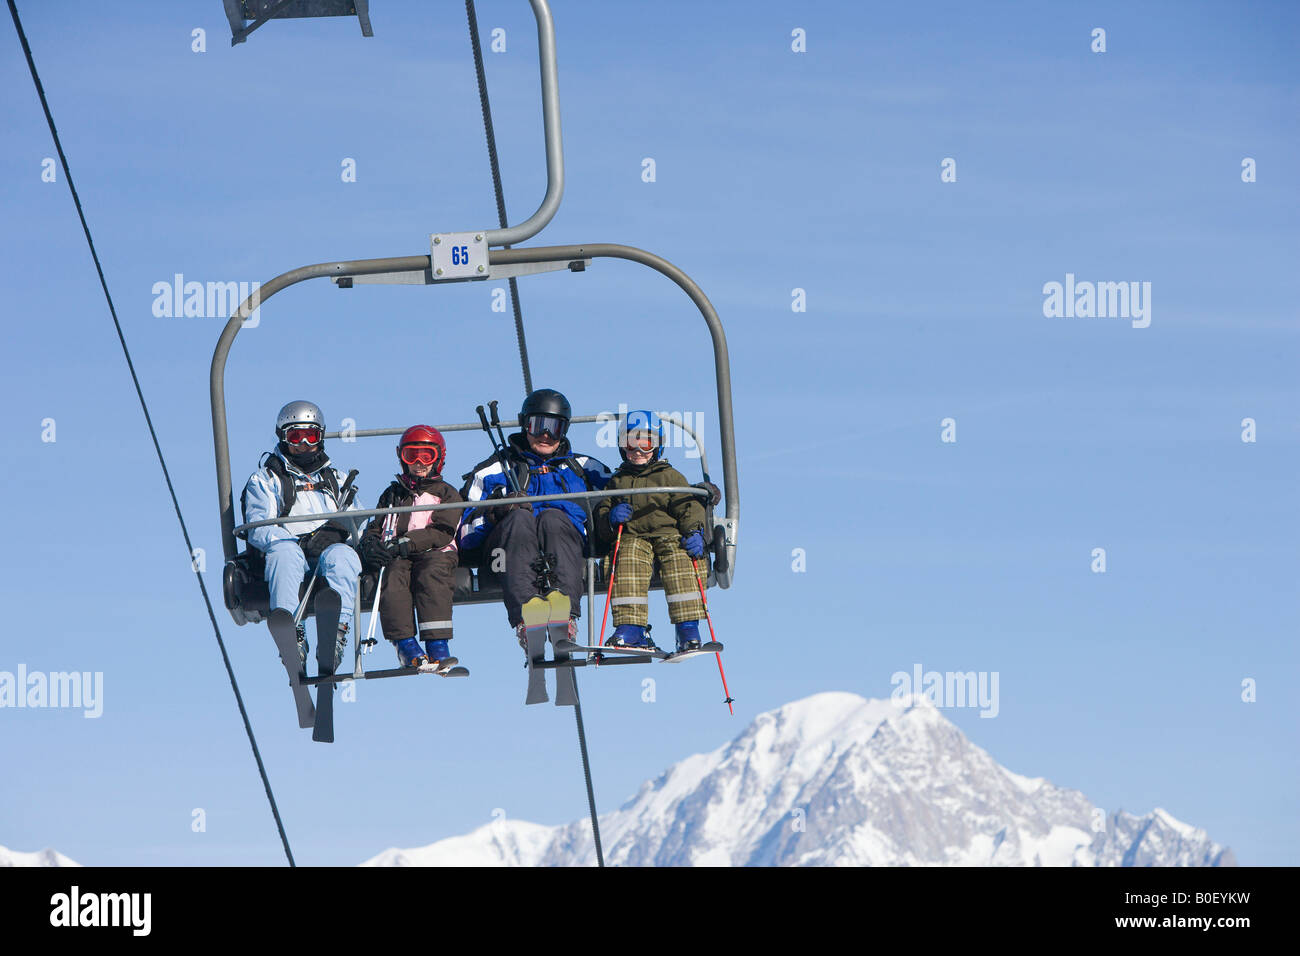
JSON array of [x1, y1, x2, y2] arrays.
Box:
[[1, 0, 1296, 866]]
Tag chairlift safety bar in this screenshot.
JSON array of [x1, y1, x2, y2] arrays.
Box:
[[232, 485, 709, 537]]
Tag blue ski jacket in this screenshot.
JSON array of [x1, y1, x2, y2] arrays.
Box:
[[458, 433, 610, 552]]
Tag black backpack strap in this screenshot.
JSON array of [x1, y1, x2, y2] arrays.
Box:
[[562, 456, 594, 492], [239, 452, 292, 541], [261, 452, 294, 517], [560, 456, 597, 554], [321, 467, 341, 507]]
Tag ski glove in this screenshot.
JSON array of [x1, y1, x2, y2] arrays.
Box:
[[359, 534, 393, 569], [609, 502, 633, 527], [680, 529, 706, 558], [303, 524, 349, 565], [486, 488, 531, 523]]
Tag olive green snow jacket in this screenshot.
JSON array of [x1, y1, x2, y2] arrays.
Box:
[[592, 458, 705, 545]]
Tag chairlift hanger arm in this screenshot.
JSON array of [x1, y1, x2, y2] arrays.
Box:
[[226, 0, 562, 248]]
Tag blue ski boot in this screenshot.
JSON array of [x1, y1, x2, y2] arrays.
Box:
[[394, 637, 428, 668], [424, 638, 451, 665], [674, 620, 702, 653], [607, 624, 657, 650]]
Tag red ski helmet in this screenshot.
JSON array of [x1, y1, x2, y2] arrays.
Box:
[[397, 424, 446, 474]]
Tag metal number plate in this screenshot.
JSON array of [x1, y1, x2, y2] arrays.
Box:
[[430, 232, 488, 280]]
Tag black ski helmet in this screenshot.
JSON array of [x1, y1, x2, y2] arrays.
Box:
[[519, 388, 571, 424]]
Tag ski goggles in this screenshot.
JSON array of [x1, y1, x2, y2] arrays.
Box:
[[623, 430, 659, 452], [399, 445, 440, 466], [284, 426, 322, 446], [523, 414, 568, 440]]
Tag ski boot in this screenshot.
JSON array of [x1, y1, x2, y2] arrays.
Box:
[[394, 637, 428, 668], [515, 623, 528, 651], [424, 638, 452, 667], [606, 623, 657, 650], [674, 620, 702, 653], [295, 622, 309, 676], [333, 622, 349, 671]]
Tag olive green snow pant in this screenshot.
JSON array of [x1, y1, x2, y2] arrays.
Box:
[[606, 533, 704, 627]]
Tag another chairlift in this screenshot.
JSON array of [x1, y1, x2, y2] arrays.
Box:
[[222, 1, 373, 46]]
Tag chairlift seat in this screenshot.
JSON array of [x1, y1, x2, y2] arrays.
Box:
[[222, 544, 713, 625]]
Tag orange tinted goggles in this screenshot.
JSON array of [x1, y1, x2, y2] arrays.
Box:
[[400, 445, 439, 466]]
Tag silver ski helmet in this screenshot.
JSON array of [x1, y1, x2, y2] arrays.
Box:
[[618, 409, 663, 462], [275, 400, 325, 446]]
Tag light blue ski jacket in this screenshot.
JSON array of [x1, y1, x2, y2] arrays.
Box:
[[241, 449, 363, 554]]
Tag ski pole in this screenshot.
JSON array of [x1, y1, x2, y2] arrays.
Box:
[[364, 566, 385, 651], [691, 556, 734, 715], [293, 568, 319, 627], [477, 402, 521, 494], [488, 400, 511, 462], [599, 523, 624, 645]]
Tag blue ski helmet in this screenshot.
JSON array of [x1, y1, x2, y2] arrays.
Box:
[[618, 409, 664, 462]]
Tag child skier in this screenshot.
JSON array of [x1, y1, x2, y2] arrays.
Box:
[[591, 409, 708, 653], [359, 425, 463, 669]]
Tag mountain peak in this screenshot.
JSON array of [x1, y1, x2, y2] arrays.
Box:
[[0, 844, 80, 867], [365, 691, 1234, 868]]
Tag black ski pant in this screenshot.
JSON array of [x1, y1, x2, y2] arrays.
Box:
[[485, 507, 585, 627], [378, 549, 457, 643]]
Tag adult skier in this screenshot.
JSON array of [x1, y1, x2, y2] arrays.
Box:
[[359, 425, 463, 670], [241, 401, 363, 713], [459, 389, 610, 643]]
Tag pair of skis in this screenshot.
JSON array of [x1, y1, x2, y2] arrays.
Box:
[[521, 590, 577, 706], [270, 589, 469, 742], [267, 589, 343, 743]]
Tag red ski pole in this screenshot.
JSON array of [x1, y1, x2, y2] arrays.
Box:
[[599, 524, 624, 646], [691, 557, 734, 714]]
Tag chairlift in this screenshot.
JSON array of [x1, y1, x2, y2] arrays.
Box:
[[211, 0, 739, 731], [222, 1, 373, 46]]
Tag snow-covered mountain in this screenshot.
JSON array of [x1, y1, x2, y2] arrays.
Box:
[[0, 844, 80, 867], [363, 692, 1235, 867]]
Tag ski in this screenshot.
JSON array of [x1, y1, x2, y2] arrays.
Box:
[[662, 641, 725, 663], [553, 639, 659, 657], [304, 665, 468, 683], [417, 656, 466, 677], [312, 588, 342, 743], [267, 608, 315, 729], [521, 596, 551, 705], [546, 590, 576, 706]]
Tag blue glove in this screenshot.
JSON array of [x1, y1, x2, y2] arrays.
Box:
[[609, 502, 633, 527], [680, 529, 705, 558]]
